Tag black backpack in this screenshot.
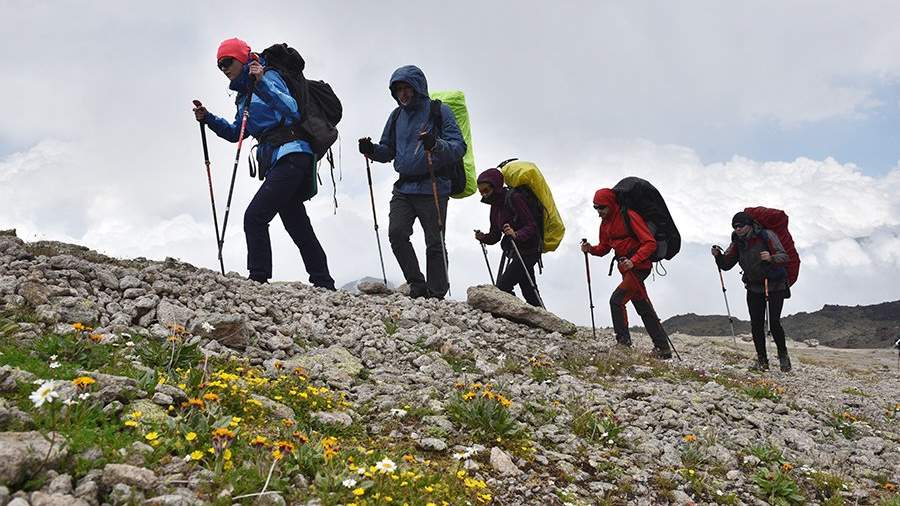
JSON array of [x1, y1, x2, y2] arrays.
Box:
[[388, 100, 466, 195], [259, 43, 342, 159], [611, 176, 681, 261]]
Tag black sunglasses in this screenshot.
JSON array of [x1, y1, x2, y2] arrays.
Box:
[[593, 205, 608, 211], [217, 57, 236, 71], [732, 223, 749, 229]]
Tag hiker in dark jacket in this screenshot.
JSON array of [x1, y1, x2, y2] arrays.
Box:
[[474, 168, 541, 306], [712, 211, 792, 371], [192, 38, 335, 289], [580, 188, 672, 358], [358, 65, 466, 299]]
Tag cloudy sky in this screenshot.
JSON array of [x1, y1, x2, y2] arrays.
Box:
[[2, 1, 899, 328]]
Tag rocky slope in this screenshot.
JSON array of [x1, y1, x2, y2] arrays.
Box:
[[660, 301, 900, 349], [0, 231, 898, 506]]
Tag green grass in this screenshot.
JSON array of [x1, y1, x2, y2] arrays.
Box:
[[753, 467, 805, 505]]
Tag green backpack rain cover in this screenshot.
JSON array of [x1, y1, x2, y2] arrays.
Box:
[[430, 90, 476, 198]]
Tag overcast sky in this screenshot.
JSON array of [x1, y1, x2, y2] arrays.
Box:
[[2, 1, 899, 328]]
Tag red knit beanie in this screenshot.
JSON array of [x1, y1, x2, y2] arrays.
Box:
[[217, 38, 251, 64]]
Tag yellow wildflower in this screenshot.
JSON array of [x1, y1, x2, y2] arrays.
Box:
[[124, 420, 139, 427], [145, 432, 159, 441], [185, 432, 197, 442], [250, 435, 268, 448], [352, 488, 365, 497], [190, 450, 204, 461], [72, 376, 96, 389]]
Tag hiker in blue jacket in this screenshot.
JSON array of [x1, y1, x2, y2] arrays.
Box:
[[358, 65, 466, 299], [193, 38, 335, 290]]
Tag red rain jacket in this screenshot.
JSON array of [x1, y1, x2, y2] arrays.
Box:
[[588, 189, 657, 270]]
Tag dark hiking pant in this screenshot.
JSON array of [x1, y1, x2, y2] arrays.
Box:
[[388, 193, 449, 298], [497, 251, 541, 307], [243, 153, 335, 289], [610, 269, 670, 351], [747, 289, 788, 364]]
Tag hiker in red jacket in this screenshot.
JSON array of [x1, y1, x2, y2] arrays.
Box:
[[474, 168, 541, 306], [580, 189, 672, 358], [712, 211, 792, 372]]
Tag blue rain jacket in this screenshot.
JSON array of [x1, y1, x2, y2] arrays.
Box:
[[205, 59, 312, 168], [370, 65, 466, 196]]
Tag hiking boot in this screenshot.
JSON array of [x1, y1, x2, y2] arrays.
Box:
[[653, 348, 673, 360], [749, 360, 769, 372], [248, 275, 268, 284], [315, 283, 336, 291], [408, 284, 427, 299], [779, 354, 792, 372]]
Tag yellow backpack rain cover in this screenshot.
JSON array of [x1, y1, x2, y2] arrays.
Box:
[[430, 90, 476, 198], [500, 160, 566, 252]]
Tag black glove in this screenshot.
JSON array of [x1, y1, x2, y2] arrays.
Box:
[[358, 137, 375, 156], [419, 131, 436, 151]]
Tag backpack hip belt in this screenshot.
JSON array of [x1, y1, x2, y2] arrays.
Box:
[[255, 124, 305, 147]]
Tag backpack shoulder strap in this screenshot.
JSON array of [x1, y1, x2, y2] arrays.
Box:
[[387, 107, 402, 149], [621, 207, 636, 238]]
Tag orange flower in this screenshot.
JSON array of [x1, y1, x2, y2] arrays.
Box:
[[275, 440, 295, 454], [72, 376, 96, 389], [211, 427, 236, 440], [682, 434, 698, 443], [250, 435, 269, 448], [88, 333, 103, 343], [281, 418, 295, 428], [781, 463, 794, 472], [202, 392, 220, 402], [292, 431, 309, 444], [183, 398, 205, 409]]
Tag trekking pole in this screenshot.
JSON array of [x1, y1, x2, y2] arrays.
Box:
[[219, 59, 258, 265], [478, 239, 495, 285], [425, 150, 451, 296], [666, 333, 682, 361], [496, 253, 508, 284], [713, 245, 736, 344], [581, 239, 597, 339], [364, 155, 388, 285], [508, 236, 545, 309], [193, 100, 225, 276], [764, 278, 771, 337]]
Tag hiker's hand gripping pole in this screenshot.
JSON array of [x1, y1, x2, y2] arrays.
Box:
[[193, 100, 225, 275]]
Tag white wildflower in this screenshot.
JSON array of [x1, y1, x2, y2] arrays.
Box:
[[30, 382, 59, 408], [389, 408, 407, 418], [342, 478, 357, 488], [356, 466, 367, 476], [201, 322, 215, 332], [49, 361, 61, 369], [78, 392, 91, 400], [63, 399, 78, 406], [452, 452, 466, 461], [49, 354, 58, 360], [125, 341, 135, 347], [32, 379, 46, 386], [374, 457, 396, 474]]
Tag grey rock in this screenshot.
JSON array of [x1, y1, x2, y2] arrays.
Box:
[[671, 490, 695, 506], [155, 299, 193, 328], [145, 494, 200, 506], [310, 411, 353, 428], [94, 269, 119, 290], [417, 438, 448, 452], [8, 499, 30, 506], [52, 297, 99, 324], [0, 365, 37, 393], [253, 493, 286, 506], [154, 384, 187, 403], [782, 428, 816, 453], [0, 431, 68, 486], [47, 473, 74, 495], [466, 285, 577, 335], [151, 392, 173, 406], [119, 276, 142, 290], [18, 281, 50, 306], [250, 395, 296, 421], [198, 313, 251, 349], [100, 464, 156, 490], [30, 492, 90, 506], [490, 446, 522, 475], [358, 281, 391, 295]]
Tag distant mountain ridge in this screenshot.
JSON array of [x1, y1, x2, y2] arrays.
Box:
[[661, 300, 900, 348]]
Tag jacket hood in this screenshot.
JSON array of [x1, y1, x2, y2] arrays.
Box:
[[389, 65, 429, 107], [593, 188, 620, 216], [477, 168, 504, 190], [229, 58, 259, 94]]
